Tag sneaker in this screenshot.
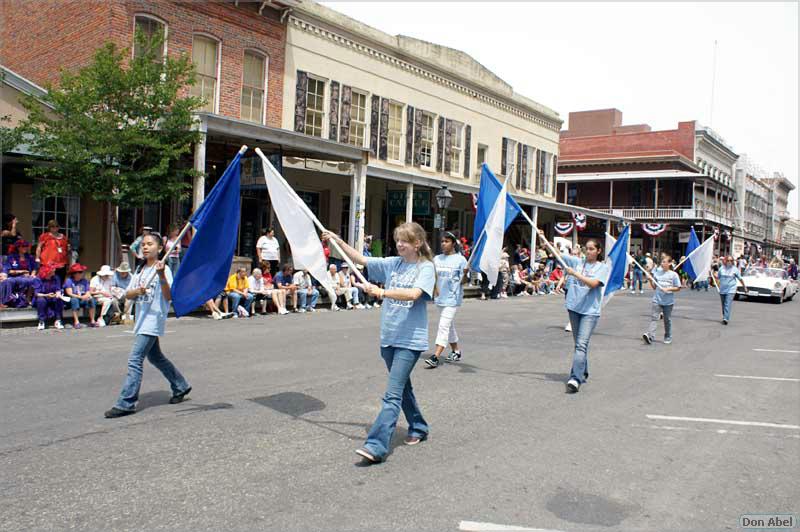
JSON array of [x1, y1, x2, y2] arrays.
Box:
[[332, 305, 341, 312], [279, 309, 290, 315], [104, 407, 135, 419], [642, 333, 652, 345], [664, 337, 673, 345], [722, 319, 728, 325], [37, 321, 45, 331], [355, 448, 381, 464], [237, 305, 249, 318], [221, 312, 235, 319], [298, 308, 306, 313], [566, 379, 580, 393], [372, 302, 381, 308], [565, 322, 572, 332], [169, 386, 192, 404], [639, 290, 644, 294], [424, 355, 440, 368], [404, 434, 427, 446], [307, 307, 316, 313], [356, 304, 366, 309], [54, 320, 64, 330], [212, 311, 223, 320], [97, 318, 106, 327], [346, 304, 354, 310], [448, 350, 462, 362]]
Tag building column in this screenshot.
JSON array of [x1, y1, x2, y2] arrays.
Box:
[[703, 180, 708, 216], [530, 205, 538, 259], [405, 182, 414, 223], [609, 181, 614, 209], [192, 129, 207, 211], [349, 161, 367, 252], [654, 179, 659, 210]]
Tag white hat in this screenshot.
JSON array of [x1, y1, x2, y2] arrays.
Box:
[[97, 265, 114, 277]]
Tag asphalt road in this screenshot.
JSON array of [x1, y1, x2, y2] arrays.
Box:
[[1, 289, 798, 531]]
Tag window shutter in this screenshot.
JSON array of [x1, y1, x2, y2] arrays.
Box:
[[551, 154, 558, 196], [294, 70, 308, 133], [535, 149, 542, 193], [516, 142, 523, 186], [339, 85, 352, 143], [413, 109, 423, 167], [405, 106, 415, 165], [329, 81, 340, 141], [436, 117, 445, 172], [378, 97, 389, 160], [520, 145, 529, 190], [501, 137, 508, 176], [369, 95, 380, 156], [444, 119, 454, 174], [463, 125, 472, 178]]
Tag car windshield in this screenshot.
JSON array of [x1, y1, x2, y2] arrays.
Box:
[[744, 267, 786, 279]]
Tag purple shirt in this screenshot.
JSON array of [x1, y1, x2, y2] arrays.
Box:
[[4, 253, 36, 275], [64, 277, 89, 296], [34, 275, 62, 295]]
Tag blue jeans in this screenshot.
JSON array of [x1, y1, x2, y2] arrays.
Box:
[[298, 288, 319, 309], [720, 293, 734, 321], [114, 334, 190, 411], [632, 269, 643, 291], [70, 297, 96, 310], [228, 292, 254, 313], [364, 347, 429, 459], [567, 310, 599, 384], [166, 256, 180, 275]]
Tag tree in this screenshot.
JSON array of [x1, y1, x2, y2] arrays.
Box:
[[15, 31, 204, 260]]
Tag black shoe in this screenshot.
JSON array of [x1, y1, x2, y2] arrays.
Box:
[[448, 350, 462, 362], [642, 333, 652, 345], [566, 379, 580, 393], [424, 355, 440, 368], [104, 407, 135, 418], [722, 319, 728, 325], [169, 386, 192, 404]]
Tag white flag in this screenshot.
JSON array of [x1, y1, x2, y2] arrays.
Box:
[[478, 178, 509, 288], [257, 152, 336, 298], [685, 235, 716, 282]]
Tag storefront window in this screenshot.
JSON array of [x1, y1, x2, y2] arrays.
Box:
[[32, 182, 80, 249]]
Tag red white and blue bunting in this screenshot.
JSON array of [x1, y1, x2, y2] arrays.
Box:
[[641, 223, 668, 236], [572, 212, 587, 231], [554, 222, 575, 235], [713, 227, 720, 241]]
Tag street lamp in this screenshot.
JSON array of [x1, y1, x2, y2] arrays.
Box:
[[434, 185, 453, 253]]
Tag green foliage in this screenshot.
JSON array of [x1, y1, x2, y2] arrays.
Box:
[[15, 30, 205, 208], [0, 114, 23, 153]]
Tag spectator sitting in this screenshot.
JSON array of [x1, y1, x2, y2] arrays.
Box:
[[549, 265, 565, 294], [4, 239, 37, 306], [340, 264, 364, 309], [248, 268, 273, 315], [274, 263, 300, 312], [326, 264, 352, 310], [36, 220, 71, 282], [33, 263, 65, 330], [112, 262, 134, 323], [64, 263, 98, 328], [205, 298, 231, 320], [225, 267, 254, 318], [0, 266, 15, 309], [90, 265, 120, 327], [259, 261, 290, 315], [293, 268, 319, 312], [510, 264, 526, 296]]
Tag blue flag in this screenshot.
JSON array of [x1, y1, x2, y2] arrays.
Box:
[[171, 151, 243, 317], [682, 227, 701, 280], [471, 163, 522, 270], [603, 224, 630, 299]]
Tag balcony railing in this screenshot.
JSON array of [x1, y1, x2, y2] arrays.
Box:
[[590, 206, 734, 225]]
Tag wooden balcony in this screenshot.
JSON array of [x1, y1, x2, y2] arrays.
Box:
[[590, 206, 734, 226]]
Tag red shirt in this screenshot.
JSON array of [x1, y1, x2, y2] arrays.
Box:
[[38, 232, 70, 267], [549, 269, 563, 282]]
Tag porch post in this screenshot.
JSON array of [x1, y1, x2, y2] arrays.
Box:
[[405, 182, 414, 223], [530, 205, 538, 260], [356, 160, 367, 254], [609, 181, 614, 209], [654, 179, 659, 209], [192, 118, 208, 211], [348, 162, 366, 249]]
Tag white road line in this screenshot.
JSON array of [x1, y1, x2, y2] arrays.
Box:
[[459, 522, 563, 532], [646, 415, 800, 430], [714, 374, 800, 382], [753, 348, 800, 354]]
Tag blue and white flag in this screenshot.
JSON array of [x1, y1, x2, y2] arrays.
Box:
[[604, 229, 633, 306], [602, 224, 630, 304], [471, 163, 522, 272], [171, 149, 244, 317], [682, 227, 715, 282], [478, 177, 514, 287]]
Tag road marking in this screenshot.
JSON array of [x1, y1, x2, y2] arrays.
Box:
[[634, 424, 800, 439], [459, 522, 563, 532], [646, 415, 800, 430], [714, 374, 800, 382], [753, 348, 800, 354]]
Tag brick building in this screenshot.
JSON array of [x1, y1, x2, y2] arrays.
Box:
[[557, 108, 738, 258]]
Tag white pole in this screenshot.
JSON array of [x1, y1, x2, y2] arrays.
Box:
[[255, 148, 369, 286], [465, 227, 488, 268]]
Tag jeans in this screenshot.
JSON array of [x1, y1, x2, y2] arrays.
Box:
[[720, 293, 734, 321], [435, 306, 459, 347], [228, 292, 254, 313], [567, 310, 599, 384], [70, 297, 96, 310], [632, 269, 643, 291], [166, 256, 180, 275], [364, 347, 429, 459], [114, 334, 190, 411], [297, 288, 319, 309], [35, 296, 64, 321], [647, 302, 673, 340]]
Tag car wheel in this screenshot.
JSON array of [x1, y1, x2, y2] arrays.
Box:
[[734, 294, 741, 301]]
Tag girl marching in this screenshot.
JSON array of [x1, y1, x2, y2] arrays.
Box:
[[642, 253, 681, 345], [104, 232, 191, 418], [322, 222, 436, 463], [537, 230, 608, 394]]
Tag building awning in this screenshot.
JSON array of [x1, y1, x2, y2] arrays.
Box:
[[367, 164, 628, 223], [197, 112, 368, 163]]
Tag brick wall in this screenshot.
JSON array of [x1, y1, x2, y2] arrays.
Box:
[[560, 121, 696, 162], [1, 0, 286, 126]]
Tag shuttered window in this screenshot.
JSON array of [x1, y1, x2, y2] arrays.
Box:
[[450, 122, 463, 175], [387, 102, 403, 162], [190, 35, 219, 113], [420, 113, 435, 168], [348, 91, 367, 147], [241, 51, 265, 123], [304, 77, 325, 138]]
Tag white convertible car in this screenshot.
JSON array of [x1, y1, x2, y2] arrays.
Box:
[[735, 267, 797, 303]]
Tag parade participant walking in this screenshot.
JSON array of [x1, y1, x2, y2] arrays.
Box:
[[105, 232, 191, 418], [424, 231, 468, 368], [716, 255, 747, 325], [538, 230, 608, 394], [322, 222, 435, 464], [642, 254, 681, 345]]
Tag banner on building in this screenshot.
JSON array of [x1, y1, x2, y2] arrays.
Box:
[[642, 223, 668, 236], [554, 222, 574, 235], [572, 212, 587, 231]]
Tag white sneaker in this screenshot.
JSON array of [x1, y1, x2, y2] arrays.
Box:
[[237, 305, 249, 318], [307, 307, 316, 313], [212, 311, 222, 320], [356, 304, 366, 309], [279, 309, 290, 315], [97, 318, 106, 327], [639, 290, 644, 294], [298, 308, 306, 313], [565, 322, 572, 332], [37, 321, 45, 331], [566, 378, 580, 393], [373, 302, 381, 308], [332, 305, 341, 311], [54, 320, 64, 329]]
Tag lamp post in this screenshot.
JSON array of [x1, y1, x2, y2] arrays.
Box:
[[435, 185, 453, 253]]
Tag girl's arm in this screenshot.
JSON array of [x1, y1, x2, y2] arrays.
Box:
[[568, 270, 603, 289], [320, 232, 368, 266], [156, 261, 171, 302], [368, 286, 423, 302]]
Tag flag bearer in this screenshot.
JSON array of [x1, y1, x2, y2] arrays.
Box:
[[538, 230, 608, 394], [716, 255, 747, 325], [322, 223, 436, 464], [642, 253, 681, 345], [104, 232, 191, 418]]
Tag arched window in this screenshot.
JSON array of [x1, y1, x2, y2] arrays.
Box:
[[241, 50, 267, 123], [190, 34, 220, 113], [133, 14, 167, 59]]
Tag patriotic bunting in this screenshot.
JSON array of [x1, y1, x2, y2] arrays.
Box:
[[572, 212, 587, 231], [554, 222, 574, 235], [713, 227, 720, 241], [641, 223, 668, 236]]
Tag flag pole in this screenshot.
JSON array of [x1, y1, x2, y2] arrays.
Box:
[[517, 208, 568, 270], [255, 148, 369, 286], [142, 145, 248, 287], [465, 227, 488, 268]]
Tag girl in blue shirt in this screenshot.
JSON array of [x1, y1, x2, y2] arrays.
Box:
[[323, 222, 436, 464], [538, 230, 608, 394], [642, 254, 681, 345], [104, 233, 191, 418]]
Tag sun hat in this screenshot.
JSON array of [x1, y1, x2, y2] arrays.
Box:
[[14, 239, 31, 248], [67, 263, 88, 274], [97, 265, 114, 277], [116, 262, 131, 273]]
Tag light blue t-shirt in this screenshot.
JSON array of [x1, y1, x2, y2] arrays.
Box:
[[718, 264, 742, 295], [433, 253, 468, 307], [564, 255, 609, 317], [651, 267, 680, 306], [366, 257, 436, 352], [129, 265, 173, 337]]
